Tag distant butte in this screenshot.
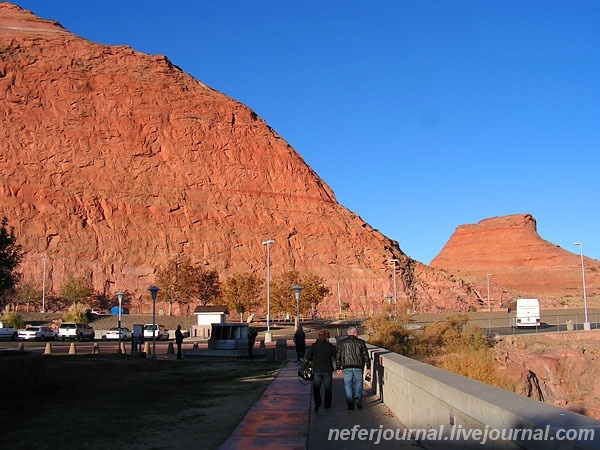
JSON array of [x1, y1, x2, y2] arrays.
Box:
[[431, 214, 600, 308]]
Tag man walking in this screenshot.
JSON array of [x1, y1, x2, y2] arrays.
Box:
[[175, 324, 184, 359], [307, 330, 336, 411], [336, 326, 371, 410]]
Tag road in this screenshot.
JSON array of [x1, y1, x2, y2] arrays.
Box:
[[482, 321, 599, 337]]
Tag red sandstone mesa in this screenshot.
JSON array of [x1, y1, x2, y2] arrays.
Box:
[[431, 214, 600, 308], [0, 3, 482, 313]]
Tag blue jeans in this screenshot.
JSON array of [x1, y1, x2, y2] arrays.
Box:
[[342, 368, 364, 408], [312, 372, 332, 408]]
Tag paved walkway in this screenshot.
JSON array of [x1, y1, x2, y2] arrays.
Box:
[[220, 350, 420, 449]]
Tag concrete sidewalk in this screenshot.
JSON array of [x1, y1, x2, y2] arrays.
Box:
[[220, 350, 420, 449]]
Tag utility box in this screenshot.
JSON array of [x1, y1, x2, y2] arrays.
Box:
[[132, 324, 144, 353]]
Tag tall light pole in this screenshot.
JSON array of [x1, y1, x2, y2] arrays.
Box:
[[390, 259, 399, 316], [41, 257, 46, 313], [486, 274, 492, 312], [292, 285, 303, 331], [574, 242, 590, 330], [262, 240, 275, 342], [386, 294, 393, 319], [117, 292, 125, 354], [148, 286, 159, 358]]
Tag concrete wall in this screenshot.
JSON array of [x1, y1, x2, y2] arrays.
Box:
[[368, 348, 599, 450]]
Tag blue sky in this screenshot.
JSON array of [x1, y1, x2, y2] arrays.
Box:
[[15, 1, 600, 264]]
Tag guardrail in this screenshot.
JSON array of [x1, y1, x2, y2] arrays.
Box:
[[368, 347, 599, 449]]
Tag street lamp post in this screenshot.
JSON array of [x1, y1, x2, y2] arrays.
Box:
[[386, 294, 393, 319], [117, 292, 125, 354], [41, 257, 46, 313], [262, 240, 275, 342], [486, 274, 492, 312], [390, 259, 399, 316], [148, 286, 159, 358], [574, 242, 590, 330], [292, 285, 304, 331]]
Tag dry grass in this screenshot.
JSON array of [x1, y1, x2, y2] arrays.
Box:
[[1, 354, 281, 449]]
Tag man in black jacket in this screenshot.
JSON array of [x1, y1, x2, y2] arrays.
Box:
[[336, 326, 371, 410], [307, 330, 336, 411]]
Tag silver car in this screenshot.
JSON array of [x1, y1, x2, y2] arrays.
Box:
[[18, 326, 57, 341]]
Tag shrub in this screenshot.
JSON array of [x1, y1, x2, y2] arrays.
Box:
[[0, 311, 24, 328], [364, 312, 412, 355], [408, 314, 513, 391], [62, 303, 89, 323]]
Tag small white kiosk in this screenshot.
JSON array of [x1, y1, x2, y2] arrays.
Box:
[[192, 305, 229, 339]]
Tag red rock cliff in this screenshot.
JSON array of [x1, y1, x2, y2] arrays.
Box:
[[0, 3, 481, 313], [431, 214, 600, 306]]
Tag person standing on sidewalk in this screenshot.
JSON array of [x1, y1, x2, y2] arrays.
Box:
[[307, 330, 336, 411], [175, 325, 184, 359], [293, 325, 306, 362], [336, 326, 371, 410]]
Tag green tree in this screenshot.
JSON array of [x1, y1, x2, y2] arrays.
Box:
[[60, 276, 94, 305], [0, 217, 23, 308], [270, 270, 330, 317], [222, 272, 262, 322]]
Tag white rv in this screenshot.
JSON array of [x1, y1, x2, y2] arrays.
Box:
[[510, 298, 540, 328]]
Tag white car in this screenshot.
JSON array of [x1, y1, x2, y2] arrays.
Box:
[[103, 327, 133, 341], [143, 324, 169, 340], [18, 326, 57, 341], [58, 322, 95, 341]]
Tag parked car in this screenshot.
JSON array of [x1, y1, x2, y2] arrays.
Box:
[[18, 326, 57, 341], [143, 324, 169, 340], [58, 322, 95, 341], [0, 322, 18, 340], [102, 327, 132, 341]]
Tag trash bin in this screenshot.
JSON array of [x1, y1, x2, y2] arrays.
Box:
[[566, 320, 574, 331]]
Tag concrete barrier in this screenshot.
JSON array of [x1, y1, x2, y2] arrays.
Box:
[[369, 347, 600, 449], [275, 339, 287, 362]]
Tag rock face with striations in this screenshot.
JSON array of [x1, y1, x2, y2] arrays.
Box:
[[431, 214, 600, 307], [0, 3, 481, 313]]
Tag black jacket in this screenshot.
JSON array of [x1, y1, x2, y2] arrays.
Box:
[[307, 340, 336, 373], [335, 335, 369, 370]]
